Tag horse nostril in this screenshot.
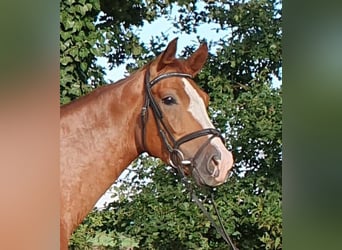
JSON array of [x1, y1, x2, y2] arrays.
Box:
[[212, 155, 220, 167], [207, 154, 221, 177]]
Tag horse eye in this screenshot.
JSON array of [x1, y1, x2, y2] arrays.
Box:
[[162, 96, 177, 105]]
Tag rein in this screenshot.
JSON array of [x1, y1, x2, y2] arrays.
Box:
[[141, 68, 238, 249], [177, 168, 238, 250]]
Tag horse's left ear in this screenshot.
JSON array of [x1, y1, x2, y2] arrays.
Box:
[[154, 38, 178, 72], [185, 42, 208, 76]]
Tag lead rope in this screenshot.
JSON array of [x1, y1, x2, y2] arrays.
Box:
[[210, 192, 239, 250], [191, 192, 237, 250], [177, 173, 238, 250]]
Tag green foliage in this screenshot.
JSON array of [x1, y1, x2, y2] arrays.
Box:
[[60, 0, 164, 104], [60, 0, 106, 104], [61, 0, 282, 249]]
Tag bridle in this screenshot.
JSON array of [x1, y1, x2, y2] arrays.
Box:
[[141, 68, 224, 170], [140, 68, 238, 249]]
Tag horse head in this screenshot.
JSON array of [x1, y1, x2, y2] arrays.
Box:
[[141, 38, 234, 187]]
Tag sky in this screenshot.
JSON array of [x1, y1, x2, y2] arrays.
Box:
[[98, 15, 281, 88], [97, 9, 227, 83]]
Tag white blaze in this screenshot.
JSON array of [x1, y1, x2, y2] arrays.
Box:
[[183, 78, 233, 184], [182, 78, 214, 129]]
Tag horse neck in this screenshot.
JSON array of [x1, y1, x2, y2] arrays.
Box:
[[60, 70, 145, 237]]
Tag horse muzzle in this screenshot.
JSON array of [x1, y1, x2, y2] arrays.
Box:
[[192, 138, 234, 187], [167, 128, 233, 187]]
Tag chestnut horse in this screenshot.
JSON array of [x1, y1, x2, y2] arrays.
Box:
[[60, 38, 234, 249]]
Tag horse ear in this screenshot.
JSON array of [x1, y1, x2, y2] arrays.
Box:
[[154, 38, 178, 72], [185, 42, 208, 76]]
